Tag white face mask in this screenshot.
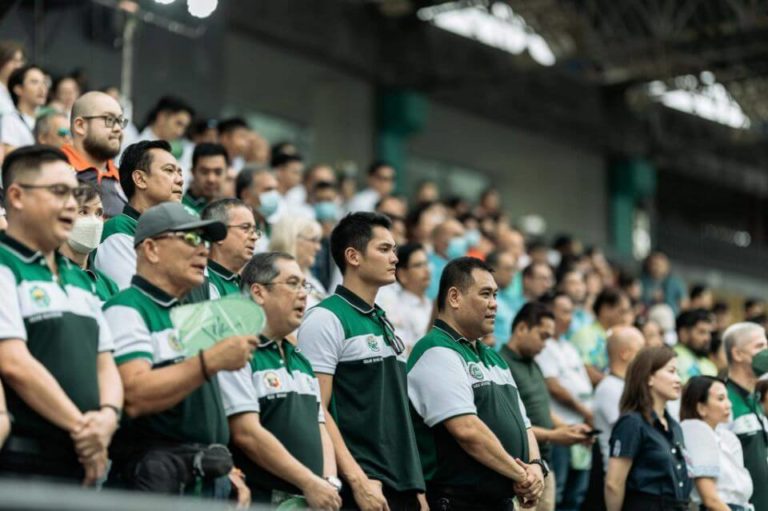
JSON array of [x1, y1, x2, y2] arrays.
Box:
[[67, 215, 103, 254]]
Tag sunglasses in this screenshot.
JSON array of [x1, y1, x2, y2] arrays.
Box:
[[152, 231, 209, 248]]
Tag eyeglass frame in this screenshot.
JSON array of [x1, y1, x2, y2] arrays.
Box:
[[16, 182, 90, 201], [80, 115, 129, 129], [151, 230, 210, 248], [261, 279, 314, 294], [227, 223, 263, 238]]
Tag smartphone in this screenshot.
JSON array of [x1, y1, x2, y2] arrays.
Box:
[[586, 429, 602, 437]]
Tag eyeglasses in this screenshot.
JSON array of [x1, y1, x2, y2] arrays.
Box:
[[17, 183, 89, 201], [152, 231, 209, 248], [263, 280, 314, 293], [227, 223, 262, 238], [81, 115, 129, 129], [56, 127, 72, 137]]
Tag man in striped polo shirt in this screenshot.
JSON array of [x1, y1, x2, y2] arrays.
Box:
[[201, 197, 259, 299], [298, 212, 425, 511], [102, 202, 257, 497], [219, 252, 342, 509], [94, 139, 183, 290], [408, 257, 544, 510], [0, 145, 122, 484]]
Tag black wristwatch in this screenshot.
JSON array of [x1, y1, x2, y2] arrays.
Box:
[[528, 458, 549, 479]]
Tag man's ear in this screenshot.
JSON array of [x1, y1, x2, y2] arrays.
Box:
[[250, 283, 267, 305], [344, 246, 361, 270], [133, 169, 148, 191]]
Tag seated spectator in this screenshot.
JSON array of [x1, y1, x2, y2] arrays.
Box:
[[1, 64, 47, 152], [640, 251, 688, 315], [487, 249, 520, 347], [404, 200, 446, 245], [49, 75, 80, 118], [604, 346, 691, 511], [674, 308, 717, 384], [680, 376, 753, 511], [33, 110, 71, 148], [375, 195, 407, 220], [62, 91, 127, 218], [426, 218, 466, 300], [308, 181, 342, 292], [235, 165, 279, 253], [103, 202, 255, 497], [269, 216, 326, 309], [572, 289, 630, 386], [94, 140, 182, 290], [723, 322, 768, 511], [274, 152, 305, 208], [0, 41, 25, 117], [219, 252, 342, 509], [346, 161, 396, 213], [57, 182, 119, 302], [201, 198, 259, 298], [217, 117, 251, 173], [377, 242, 432, 353], [557, 268, 592, 339], [135, 95, 194, 160], [0, 145, 122, 485], [182, 142, 228, 214], [535, 293, 593, 511]]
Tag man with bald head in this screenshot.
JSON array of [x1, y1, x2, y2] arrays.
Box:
[[592, 326, 644, 471], [61, 91, 127, 217], [426, 218, 466, 299]]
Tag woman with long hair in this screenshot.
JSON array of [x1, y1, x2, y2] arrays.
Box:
[[605, 346, 691, 511]]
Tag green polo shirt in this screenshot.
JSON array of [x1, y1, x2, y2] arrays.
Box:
[[499, 344, 553, 462], [103, 275, 228, 446], [297, 285, 425, 492], [208, 260, 241, 299], [0, 233, 112, 456], [407, 320, 530, 498], [182, 191, 208, 215], [219, 334, 324, 494], [727, 379, 768, 511], [87, 268, 120, 302]]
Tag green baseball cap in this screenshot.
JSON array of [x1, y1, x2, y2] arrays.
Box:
[[134, 202, 226, 247]]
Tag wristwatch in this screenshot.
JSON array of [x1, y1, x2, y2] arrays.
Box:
[[528, 458, 550, 479], [325, 476, 343, 492]]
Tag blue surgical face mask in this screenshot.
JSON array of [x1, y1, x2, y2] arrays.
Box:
[[465, 229, 481, 248], [446, 235, 469, 259], [314, 201, 339, 222], [258, 190, 280, 217]]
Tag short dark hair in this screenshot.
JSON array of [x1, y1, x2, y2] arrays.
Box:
[[217, 117, 249, 135], [396, 242, 425, 271], [144, 95, 194, 128], [368, 160, 392, 176], [512, 302, 555, 333], [485, 250, 509, 269], [593, 288, 626, 316], [241, 251, 295, 291], [8, 64, 42, 106], [118, 140, 172, 200], [676, 308, 712, 334], [190, 118, 217, 137], [745, 297, 762, 311], [680, 375, 725, 421], [0, 41, 24, 71], [2, 144, 68, 191], [235, 166, 269, 201], [201, 197, 248, 223], [690, 284, 709, 300], [271, 152, 302, 169], [330, 212, 392, 274], [437, 256, 493, 312], [522, 261, 550, 279], [192, 142, 229, 170], [712, 301, 729, 315]]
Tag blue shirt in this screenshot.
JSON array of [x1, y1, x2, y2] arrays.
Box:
[[426, 251, 448, 300], [493, 288, 526, 350], [609, 410, 692, 501]]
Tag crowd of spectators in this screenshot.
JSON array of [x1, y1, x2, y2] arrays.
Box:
[[1, 38, 768, 511]]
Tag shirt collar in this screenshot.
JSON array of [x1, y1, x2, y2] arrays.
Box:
[[131, 275, 179, 308], [123, 203, 141, 220], [258, 334, 294, 353], [208, 259, 238, 282], [60, 144, 119, 180], [335, 285, 376, 315], [0, 232, 69, 268], [335, 285, 406, 354], [184, 190, 208, 207], [433, 319, 471, 344]]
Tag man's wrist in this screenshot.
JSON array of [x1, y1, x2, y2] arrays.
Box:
[[99, 404, 122, 421]]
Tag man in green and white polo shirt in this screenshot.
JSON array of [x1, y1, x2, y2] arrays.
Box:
[[408, 257, 544, 510], [200, 197, 259, 299], [94, 139, 184, 290], [219, 252, 342, 509], [0, 146, 123, 485], [103, 202, 258, 496], [182, 143, 228, 215], [723, 322, 768, 511], [298, 212, 425, 511]]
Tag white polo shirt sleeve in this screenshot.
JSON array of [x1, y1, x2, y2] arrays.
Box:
[[94, 233, 136, 290], [297, 306, 345, 375], [408, 346, 477, 427], [681, 419, 719, 478], [0, 265, 25, 341], [103, 305, 153, 364], [218, 365, 261, 417]]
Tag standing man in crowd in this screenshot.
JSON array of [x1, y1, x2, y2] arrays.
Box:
[[723, 322, 768, 511], [136, 96, 194, 160], [94, 140, 183, 290], [219, 252, 342, 509], [1, 65, 47, 152], [33, 111, 70, 148], [508, 262, 555, 320], [182, 143, 229, 215], [298, 212, 425, 510], [674, 308, 716, 384], [487, 249, 520, 349], [217, 118, 251, 173], [236, 166, 280, 252], [62, 91, 127, 218], [0, 146, 122, 484], [201, 198, 259, 298], [103, 202, 256, 496], [426, 218, 467, 300], [346, 161, 396, 213], [571, 289, 630, 386], [409, 257, 544, 510]]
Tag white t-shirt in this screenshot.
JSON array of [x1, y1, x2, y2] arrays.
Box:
[[0, 110, 34, 148], [681, 419, 753, 507], [535, 336, 593, 424], [346, 188, 380, 213], [0, 84, 15, 117], [377, 284, 433, 351], [593, 373, 624, 470]]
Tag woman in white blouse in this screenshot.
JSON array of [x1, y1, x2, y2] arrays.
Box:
[[680, 376, 753, 511]]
